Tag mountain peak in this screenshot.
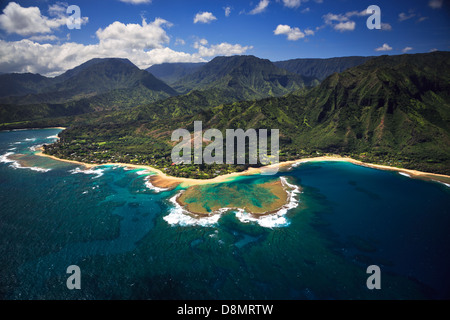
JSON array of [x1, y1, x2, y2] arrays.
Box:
[[0, 56, 177, 105], [57, 57, 138, 82], [173, 54, 306, 99], [207, 55, 272, 69]]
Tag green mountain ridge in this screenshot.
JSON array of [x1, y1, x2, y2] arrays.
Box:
[[0, 58, 179, 124], [0, 73, 52, 98], [40, 51, 450, 177], [172, 55, 310, 100], [274, 56, 372, 80], [201, 52, 450, 174], [0, 58, 177, 105], [146, 55, 371, 86]]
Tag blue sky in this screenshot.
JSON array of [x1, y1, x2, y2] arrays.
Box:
[[0, 0, 448, 76]]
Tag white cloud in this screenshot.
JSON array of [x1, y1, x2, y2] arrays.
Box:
[[0, 38, 205, 76], [304, 28, 314, 36], [29, 34, 59, 42], [48, 2, 69, 17], [193, 38, 209, 48], [301, 7, 310, 13], [249, 0, 270, 15], [194, 41, 253, 57], [322, 9, 372, 32], [278, 0, 323, 7], [175, 38, 185, 46], [274, 24, 314, 40], [430, 48, 438, 52], [375, 43, 393, 52], [0, 4, 255, 76], [119, 0, 152, 4], [381, 22, 392, 31], [417, 16, 429, 23], [323, 13, 348, 24], [224, 6, 231, 17], [144, 47, 203, 65], [334, 21, 356, 32], [0, 2, 69, 36], [0, 14, 255, 76], [281, 0, 302, 8], [428, 0, 443, 9], [0, 17, 208, 76], [193, 12, 217, 24], [345, 10, 370, 18], [398, 12, 416, 22], [402, 47, 413, 53], [274, 24, 304, 40], [96, 18, 171, 50]]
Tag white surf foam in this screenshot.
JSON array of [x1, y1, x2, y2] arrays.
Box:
[[1, 152, 50, 172], [134, 169, 151, 175], [164, 176, 301, 228], [69, 167, 104, 179], [163, 191, 223, 227], [29, 144, 44, 152], [398, 172, 411, 178], [144, 178, 169, 193], [0, 152, 15, 164], [234, 176, 300, 228], [46, 135, 59, 140], [235, 209, 290, 228], [9, 161, 51, 172], [432, 180, 450, 188], [291, 160, 307, 168]]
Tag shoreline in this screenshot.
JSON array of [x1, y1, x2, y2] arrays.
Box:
[[0, 126, 67, 133], [36, 148, 264, 187], [36, 150, 450, 188], [28, 126, 450, 187]]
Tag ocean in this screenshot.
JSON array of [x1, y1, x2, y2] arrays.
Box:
[[1, 128, 449, 299]]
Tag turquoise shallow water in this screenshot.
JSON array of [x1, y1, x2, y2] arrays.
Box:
[[0, 128, 449, 299]]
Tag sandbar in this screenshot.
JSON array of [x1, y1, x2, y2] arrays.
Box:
[[176, 179, 292, 215]]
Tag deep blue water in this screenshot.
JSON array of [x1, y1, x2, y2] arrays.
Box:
[[0, 128, 449, 299]]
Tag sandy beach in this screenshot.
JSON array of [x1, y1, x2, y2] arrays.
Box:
[[148, 155, 450, 188], [35, 149, 450, 188]]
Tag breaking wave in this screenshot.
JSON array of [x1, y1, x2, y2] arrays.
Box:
[[0, 152, 51, 172], [69, 167, 104, 179], [29, 144, 44, 152], [163, 191, 222, 227], [144, 177, 169, 193], [398, 172, 412, 178], [234, 177, 300, 228]]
